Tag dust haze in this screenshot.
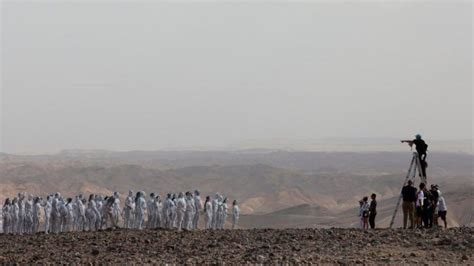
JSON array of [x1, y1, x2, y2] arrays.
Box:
[[1, 1, 472, 154]]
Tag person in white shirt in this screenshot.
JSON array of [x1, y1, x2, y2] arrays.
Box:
[[211, 194, 220, 229], [193, 190, 202, 230], [43, 196, 52, 234], [359, 197, 370, 230], [32, 197, 42, 234], [232, 200, 240, 229], [112, 192, 121, 228], [94, 195, 104, 230], [2, 198, 12, 234], [163, 194, 173, 229], [147, 193, 156, 229], [51, 193, 62, 234], [217, 198, 228, 229], [184, 192, 195, 230], [415, 183, 425, 228], [154, 195, 163, 228], [86, 194, 99, 231], [134, 191, 147, 230], [437, 195, 448, 229], [62, 198, 75, 232], [123, 190, 135, 229], [24, 195, 34, 234], [204, 196, 213, 229], [176, 192, 186, 231], [171, 194, 178, 229], [76, 197, 86, 231], [103, 196, 116, 229]]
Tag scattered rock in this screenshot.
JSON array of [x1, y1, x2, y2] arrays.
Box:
[[0, 228, 471, 264]]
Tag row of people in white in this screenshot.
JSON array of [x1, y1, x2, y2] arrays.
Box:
[[2, 192, 122, 234], [2, 190, 240, 234], [204, 193, 240, 230], [1, 193, 43, 234], [122, 190, 240, 231]]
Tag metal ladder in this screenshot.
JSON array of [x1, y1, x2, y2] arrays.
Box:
[[389, 152, 427, 229]]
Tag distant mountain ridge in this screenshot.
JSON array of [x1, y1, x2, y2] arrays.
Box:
[[1, 150, 472, 175], [0, 150, 472, 228]]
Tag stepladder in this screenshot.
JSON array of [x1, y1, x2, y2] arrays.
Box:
[[389, 152, 427, 229]]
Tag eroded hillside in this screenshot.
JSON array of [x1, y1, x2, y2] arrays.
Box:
[[0, 151, 472, 228]]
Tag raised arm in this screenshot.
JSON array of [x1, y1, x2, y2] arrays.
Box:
[[401, 140, 414, 147]]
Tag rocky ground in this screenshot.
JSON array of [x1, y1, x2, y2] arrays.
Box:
[[0, 227, 472, 264]]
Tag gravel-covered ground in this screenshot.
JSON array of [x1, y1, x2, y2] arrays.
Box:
[[0, 227, 472, 264]]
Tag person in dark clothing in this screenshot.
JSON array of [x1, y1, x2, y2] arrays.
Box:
[[401, 134, 428, 178], [401, 180, 417, 229], [368, 193, 377, 229], [422, 189, 433, 228]]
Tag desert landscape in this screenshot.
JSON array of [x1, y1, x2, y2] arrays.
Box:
[[0, 149, 472, 263], [1, 150, 472, 229], [2, 0, 472, 264]]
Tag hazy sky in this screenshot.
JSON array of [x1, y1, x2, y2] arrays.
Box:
[[1, 1, 472, 154]]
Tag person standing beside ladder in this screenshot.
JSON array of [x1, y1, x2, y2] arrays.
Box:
[[401, 134, 428, 178], [401, 180, 417, 229]]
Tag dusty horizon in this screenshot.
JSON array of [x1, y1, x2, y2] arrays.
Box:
[[2, 1, 472, 154], [1, 137, 472, 156]]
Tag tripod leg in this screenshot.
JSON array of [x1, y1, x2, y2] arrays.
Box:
[[412, 156, 417, 185]]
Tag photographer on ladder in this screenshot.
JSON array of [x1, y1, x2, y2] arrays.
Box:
[[401, 134, 428, 178]]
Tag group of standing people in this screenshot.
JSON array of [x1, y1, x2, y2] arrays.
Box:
[[402, 181, 447, 229], [2, 190, 240, 235], [359, 193, 377, 230], [400, 134, 447, 229], [2, 192, 123, 234], [358, 181, 447, 230], [122, 190, 240, 231], [1, 193, 44, 234]]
